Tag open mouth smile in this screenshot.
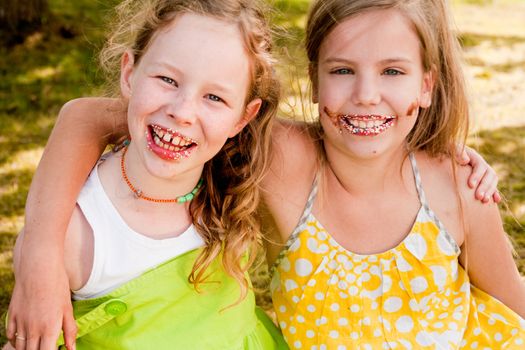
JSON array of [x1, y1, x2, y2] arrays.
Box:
[[324, 107, 396, 136], [146, 124, 198, 160]]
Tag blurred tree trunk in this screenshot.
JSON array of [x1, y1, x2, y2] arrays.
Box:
[[0, 0, 49, 46]]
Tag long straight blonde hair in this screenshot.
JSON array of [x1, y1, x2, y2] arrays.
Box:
[[305, 0, 469, 158]]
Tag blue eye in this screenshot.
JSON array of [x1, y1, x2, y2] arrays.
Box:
[[332, 68, 353, 75], [383, 69, 403, 76], [206, 94, 224, 103], [160, 76, 178, 86]]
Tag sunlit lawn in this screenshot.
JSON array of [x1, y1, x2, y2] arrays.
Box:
[[1, 0, 524, 344]]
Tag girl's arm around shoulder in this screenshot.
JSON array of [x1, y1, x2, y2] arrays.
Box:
[[456, 164, 525, 318], [260, 119, 319, 244], [6, 204, 89, 350], [6, 97, 124, 350], [24, 96, 127, 241]]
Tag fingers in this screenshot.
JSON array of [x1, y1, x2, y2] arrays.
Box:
[[7, 309, 64, 350], [462, 147, 500, 203], [492, 190, 502, 204], [467, 159, 485, 190], [5, 314, 16, 348], [473, 168, 498, 203], [463, 146, 500, 202], [455, 146, 470, 166], [39, 335, 60, 350], [62, 311, 78, 350], [15, 332, 28, 350], [7, 254, 73, 350]]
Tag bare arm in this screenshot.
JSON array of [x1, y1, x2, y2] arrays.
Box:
[[6, 97, 127, 350], [260, 120, 319, 246], [459, 168, 525, 318]]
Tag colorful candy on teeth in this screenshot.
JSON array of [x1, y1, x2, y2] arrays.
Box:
[[324, 107, 396, 136], [149, 124, 197, 159], [340, 114, 396, 136]]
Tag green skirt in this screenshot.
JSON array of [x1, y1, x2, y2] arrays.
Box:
[[58, 249, 288, 349]]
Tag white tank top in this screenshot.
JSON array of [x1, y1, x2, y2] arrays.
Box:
[[72, 163, 204, 300]]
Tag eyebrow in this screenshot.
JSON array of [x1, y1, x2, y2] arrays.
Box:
[[207, 82, 236, 96], [322, 57, 413, 65], [152, 61, 237, 96], [153, 61, 181, 74]]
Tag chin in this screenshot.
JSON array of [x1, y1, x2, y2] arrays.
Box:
[[141, 150, 180, 178]]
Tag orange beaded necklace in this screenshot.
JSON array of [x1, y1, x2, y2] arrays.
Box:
[[120, 145, 202, 204]]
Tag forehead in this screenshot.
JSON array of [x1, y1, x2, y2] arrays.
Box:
[[140, 13, 252, 92], [150, 12, 245, 55], [320, 8, 421, 63]]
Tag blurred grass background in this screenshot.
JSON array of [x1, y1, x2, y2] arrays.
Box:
[[1, 0, 524, 344]]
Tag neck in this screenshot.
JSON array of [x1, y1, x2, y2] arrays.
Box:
[[122, 142, 203, 201], [324, 141, 411, 196]]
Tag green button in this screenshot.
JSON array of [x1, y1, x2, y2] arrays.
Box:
[[104, 300, 127, 316]]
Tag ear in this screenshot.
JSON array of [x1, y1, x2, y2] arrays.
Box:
[[228, 98, 262, 138], [419, 68, 435, 108], [120, 50, 135, 99], [308, 63, 319, 104]]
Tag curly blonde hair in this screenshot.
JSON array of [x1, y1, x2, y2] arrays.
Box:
[[100, 0, 280, 302], [305, 0, 469, 158]]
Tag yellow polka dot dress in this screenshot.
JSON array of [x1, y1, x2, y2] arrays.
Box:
[[270, 154, 525, 349]]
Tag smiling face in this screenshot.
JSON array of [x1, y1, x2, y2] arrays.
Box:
[[314, 8, 434, 159], [120, 12, 260, 180]]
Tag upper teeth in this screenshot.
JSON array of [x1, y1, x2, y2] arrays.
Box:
[[152, 125, 195, 147], [350, 119, 385, 129]]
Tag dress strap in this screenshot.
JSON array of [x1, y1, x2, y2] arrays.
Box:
[[294, 171, 320, 234], [409, 153, 456, 246], [408, 152, 428, 207]]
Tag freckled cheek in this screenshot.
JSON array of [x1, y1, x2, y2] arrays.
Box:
[[204, 114, 239, 137]]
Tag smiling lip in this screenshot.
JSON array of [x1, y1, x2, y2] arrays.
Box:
[[146, 124, 198, 161], [324, 107, 396, 136]]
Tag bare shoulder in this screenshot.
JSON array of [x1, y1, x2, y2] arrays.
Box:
[[59, 97, 120, 116], [415, 152, 466, 245], [58, 97, 127, 142], [446, 155, 500, 228], [416, 151, 504, 247], [261, 119, 320, 243], [271, 119, 318, 161]]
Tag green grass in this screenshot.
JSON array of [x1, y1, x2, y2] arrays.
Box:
[[0, 0, 119, 342], [468, 126, 525, 273], [1, 0, 524, 345]]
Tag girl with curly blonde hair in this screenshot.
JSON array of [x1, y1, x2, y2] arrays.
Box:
[[5, 0, 287, 349]]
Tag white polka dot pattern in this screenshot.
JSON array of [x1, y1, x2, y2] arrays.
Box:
[[270, 210, 525, 348]]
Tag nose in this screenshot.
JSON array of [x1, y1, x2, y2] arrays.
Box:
[[166, 92, 197, 126], [351, 73, 381, 107]]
